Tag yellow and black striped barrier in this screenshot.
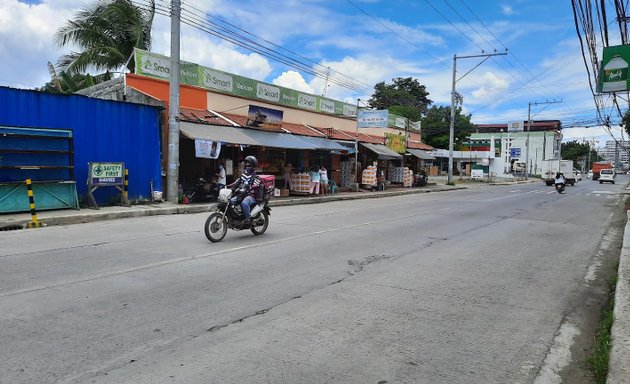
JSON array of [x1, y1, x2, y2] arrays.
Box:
[[124, 169, 129, 200], [24, 179, 44, 228]]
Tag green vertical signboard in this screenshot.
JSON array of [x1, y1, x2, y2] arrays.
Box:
[[599, 45, 630, 93]]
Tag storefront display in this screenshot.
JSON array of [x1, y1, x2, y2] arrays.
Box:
[[361, 165, 377, 188], [290, 172, 311, 194]]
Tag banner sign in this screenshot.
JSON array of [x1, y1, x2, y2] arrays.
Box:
[[357, 109, 389, 128], [599, 45, 630, 93], [508, 121, 524, 132], [195, 139, 222, 159], [88, 162, 124, 186], [385, 132, 407, 153], [134, 49, 357, 117], [246, 105, 284, 130]]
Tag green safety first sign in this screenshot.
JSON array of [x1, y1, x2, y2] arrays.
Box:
[[89, 162, 124, 186]]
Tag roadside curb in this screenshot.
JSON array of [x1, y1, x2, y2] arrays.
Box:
[[608, 212, 630, 383], [0, 185, 465, 228]]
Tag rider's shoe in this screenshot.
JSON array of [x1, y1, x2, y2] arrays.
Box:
[[242, 218, 251, 226]]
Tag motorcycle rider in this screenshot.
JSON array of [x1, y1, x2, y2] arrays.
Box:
[[554, 172, 566, 190], [227, 155, 261, 225]]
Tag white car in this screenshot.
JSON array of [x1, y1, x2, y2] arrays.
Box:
[[587, 170, 593, 179], [599, 168, 615, 184]]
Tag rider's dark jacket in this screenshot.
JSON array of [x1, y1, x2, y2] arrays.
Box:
[[227, 172, 261, 199]]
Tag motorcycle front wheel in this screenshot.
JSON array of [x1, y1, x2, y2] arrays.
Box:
[[204, 212, 228, 242], [250, 211, 269, 236]]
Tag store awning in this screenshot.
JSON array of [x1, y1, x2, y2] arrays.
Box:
[[407, 148, 436, 160], [297, 136, 348, 151], [179, 122, 262, 146], [360, 143, 403, 160], [335, 140, 357, 154], [241, 129, 316, 150]]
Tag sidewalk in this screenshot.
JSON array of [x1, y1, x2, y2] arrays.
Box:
[[0, 183, 465, 229]]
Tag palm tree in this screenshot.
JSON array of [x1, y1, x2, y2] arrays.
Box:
[[54, 0, 155, 76]]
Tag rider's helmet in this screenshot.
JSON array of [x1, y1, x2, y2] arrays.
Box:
[[244, 155, 258, 167], [244, 155, 258, 175]]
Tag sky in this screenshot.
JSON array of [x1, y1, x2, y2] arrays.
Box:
[[1, 0, 625, 148]]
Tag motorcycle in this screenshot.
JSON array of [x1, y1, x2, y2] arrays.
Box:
[[183, 177, 219, 204], [555, 182, 565, 194], [204, 188, 271, 242]]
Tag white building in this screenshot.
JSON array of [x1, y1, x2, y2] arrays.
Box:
[[436, 121, 561, 178], [602, 140, 630, 165]]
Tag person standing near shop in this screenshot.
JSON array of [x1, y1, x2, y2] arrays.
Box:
[[309, 166, 320, 196], [215, 162, 227, 190], [282, 162, 293, 190], [319, 165, 328, 195]]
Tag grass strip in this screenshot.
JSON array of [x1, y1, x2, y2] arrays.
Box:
[[587, 276, 617, 384]]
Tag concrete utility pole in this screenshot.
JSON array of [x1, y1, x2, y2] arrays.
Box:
[[525, 99, 562, 180], [167, 0, 181, 203], [448, 50, 507, 184]]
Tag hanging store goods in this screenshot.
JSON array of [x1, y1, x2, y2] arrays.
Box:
[[134, 49, 356, 117], [599, 45, 630, 93], [194, 139, 222, 159]]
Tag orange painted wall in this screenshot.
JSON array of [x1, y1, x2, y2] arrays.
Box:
[[126, 73, 207, 109]]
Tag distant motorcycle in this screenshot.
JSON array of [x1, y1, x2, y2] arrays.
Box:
[[555, 182, 565, 194], [204, 176, 275, 242]]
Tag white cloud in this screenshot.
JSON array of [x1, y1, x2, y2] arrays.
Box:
[[470, 72, 510, 100], [273, 71, 313, 93], [0, 0, 80, 88], [501, 5, 515, 16]]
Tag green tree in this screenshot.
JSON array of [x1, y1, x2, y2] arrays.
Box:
[[368, 77, 432, 121], [53, 0, 155, 76], [420, 105, 474, 149], [561, 140, 599, 169]]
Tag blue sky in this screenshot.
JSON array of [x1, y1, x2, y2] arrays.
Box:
[[1, 0, 622, 147]]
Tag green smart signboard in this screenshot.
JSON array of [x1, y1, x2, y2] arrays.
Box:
[[599, 44, 630, 93], [134, 49, 357, 117]]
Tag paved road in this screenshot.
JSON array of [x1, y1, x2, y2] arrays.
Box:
[[0, 179, 624, 384]]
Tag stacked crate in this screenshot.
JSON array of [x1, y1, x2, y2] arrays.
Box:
[[362, 165, 377, 186], [403, 168, 413, 187], [340, 161, 353, 187], [290, 172, 311, 193]]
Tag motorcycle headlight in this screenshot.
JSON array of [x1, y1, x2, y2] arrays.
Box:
[[218, 188, 232, 203]]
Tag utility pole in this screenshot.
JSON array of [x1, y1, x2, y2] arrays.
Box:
[[526, 99, 562, 180], [167, 0, 181, 203], [448, 50, 507, 184]]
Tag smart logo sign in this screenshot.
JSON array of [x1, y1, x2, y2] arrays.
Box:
[[133, 48, 356, 116], [137, 50, 200, 85]]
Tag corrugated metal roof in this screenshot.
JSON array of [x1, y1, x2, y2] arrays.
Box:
[[296, 136, 348, 151], [240, 129, 316, 150], [360, 143, 403, 160], [179, 121, 262, 146], [407, 148, 436, 160]]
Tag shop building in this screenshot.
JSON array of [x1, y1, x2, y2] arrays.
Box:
[[80, 49, 434, 198]]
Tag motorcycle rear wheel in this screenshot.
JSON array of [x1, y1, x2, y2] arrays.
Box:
[[250, 211, 269, 235], [205, 212, 228, 242]]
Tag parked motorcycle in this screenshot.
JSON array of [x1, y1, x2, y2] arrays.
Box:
[[204, 188, 271, 242], [555, 182, 565, 194], [183, 177, 219, 203]]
